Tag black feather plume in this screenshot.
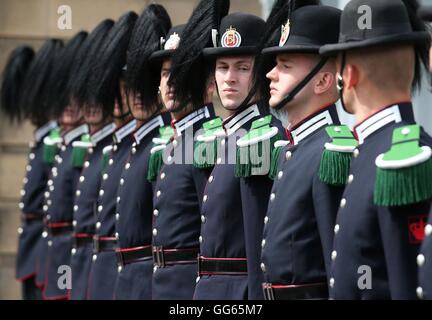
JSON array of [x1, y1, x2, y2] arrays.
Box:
[[169, 0, 230, 110], [89, 12, 138, 117], [46, 31, 87, 118], [20, 39, 63, 126], [125, 5, 171, 114], [68, 19, 114, 111], [0, 46, 34, 123]]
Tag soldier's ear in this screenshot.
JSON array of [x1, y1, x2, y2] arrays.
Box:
[[314, 71, 335, 96], [345, 64, 359, 90]]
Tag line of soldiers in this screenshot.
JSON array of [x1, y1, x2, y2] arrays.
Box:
[[2, 0, 432, 300]]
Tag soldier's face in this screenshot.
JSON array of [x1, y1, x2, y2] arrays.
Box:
[[61, 101, 83, 126], [114, 80, 130, 118], [159, 59, 179, 111], [215, 56, 254, 111], [266, 53, 316, 109], [129, 90, 150, 121], [83, 104, 104, 125]]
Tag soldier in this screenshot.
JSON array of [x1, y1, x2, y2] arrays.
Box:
[[149, 1, 224, 300], [68, 14, 134, 300], [1, 45, 42, 300], [148, 0, 223, 300], [319, 0, 432, 299], [39, 32, 90, 300], [112, 4, 172, 300], [86, 26, 138, 300], [22, 40, 65, 293], [12, 39, 65, 299], [257, 1, 344, 300], [417, 4, 432, 300], [188, 4, 280, 300]]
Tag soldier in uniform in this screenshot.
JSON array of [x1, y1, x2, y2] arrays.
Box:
[[40, 32, 91, 300], [68, 15, 133, 300], [12, 39, 65, 299], [1, 45, 43, 300], [256, 2, 344, 300], [189, 5, 282, 300], [416, 4, 432, 300], [148, 0, 224, 300], [319, 0, 432, 299], [86, 27, 138, 301], [112, 4, 172, 300]]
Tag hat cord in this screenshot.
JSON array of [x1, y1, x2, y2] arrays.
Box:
[[274, 56, 330, 110]]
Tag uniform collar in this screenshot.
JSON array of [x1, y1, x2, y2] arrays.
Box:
[[172, 105, 212, 136], [63, 124, 89, 145], [134, 114, 165, 144], [353, 102, 414, 144], [34, 120, 57, 142], [90, 122, 116, 146], [286, 104, 339, 145], [114, 119, 137, 143], [223, 104, 261, 136]]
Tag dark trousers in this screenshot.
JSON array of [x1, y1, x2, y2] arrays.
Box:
[[22, 277, 42, 300]]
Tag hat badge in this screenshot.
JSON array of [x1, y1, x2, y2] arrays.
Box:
[[164, 32, 181, 50], [279, 20, 291, 47], [221, 26, 242, 48]]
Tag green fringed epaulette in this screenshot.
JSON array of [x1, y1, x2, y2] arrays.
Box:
[[319, 125, 358, 186], [101, 145, 113, 174], [43, 128, 62, 165], [193, 117, 224, 169], [71, 134, 92, 168], [235, 115, 283, 178], [374, 124, 432, 207], [269, 140, 290, 180], [147, 126, 174, 182]]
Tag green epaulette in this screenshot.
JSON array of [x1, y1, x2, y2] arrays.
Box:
[[147, 126, 174, 182], [193, 117, 224, 169], [374, 124, 432, 206], [235, 115, 283, 178], [71, 134, 92, 168], [269, 139, 290, 180], [43, 127, 62, 165], [319, 125, 358, 186]]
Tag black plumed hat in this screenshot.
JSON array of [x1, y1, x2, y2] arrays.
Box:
[[419, 5, 432, 21], [46, 31, 88, 118], [0, 45, 34, 123], [68, 19, 115, 110], [20, 39, 63, 125], [149, 24, 186, 63], [203, 13, 266, 58], [249, 0, 321, 107], [320, 0, 430, 91], [262, 5, 340, 55], [90, 12, 138, 117], [320, 0, 429, 54], [169, 0, 230, 110], [125, 5, 171, 113]]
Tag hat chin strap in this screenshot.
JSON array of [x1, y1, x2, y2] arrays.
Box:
[[337, 52, 348, 114], [274, 56, 330, 111]]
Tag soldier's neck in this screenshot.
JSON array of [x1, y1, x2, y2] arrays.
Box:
[[286, 97, 336, 129], [353, 90, 411, 125], [114, 114, 133, 128]]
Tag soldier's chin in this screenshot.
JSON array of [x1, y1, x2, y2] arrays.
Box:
[[165, 99, 181, 112], [220, 97, 241, 111], [268, 96, 282, 109]]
